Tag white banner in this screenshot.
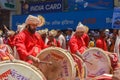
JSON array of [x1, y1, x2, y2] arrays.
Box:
[[112, 7, 120, 29]]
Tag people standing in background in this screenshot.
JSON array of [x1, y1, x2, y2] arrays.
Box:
[[0, 25, 16, 50], [56, 29, 66, 49], [112, 29, 118, 41], [38, 28, 48, 45], [82, 25, 90, 47], [47, 30, 61, 47], [7, 30, 16, 49], [14, 15, 46, 64], [1, 25, 10, 44], [105, 29, 110, 39], [96, 29, 108, 51], [114, 30, 120, 61], [65, 28, 74, 50], [0, 30, 3, 44], [88, 41, 95, 48], [69, 22, 86, 54], [108, 35, 116, 53]]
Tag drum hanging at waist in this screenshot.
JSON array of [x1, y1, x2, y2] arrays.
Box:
[[82, 47, 112, 79], [35, 47, 76, 80]]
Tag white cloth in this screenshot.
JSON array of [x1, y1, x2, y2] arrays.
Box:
[[114, 30, 120, 61], [76, 22, 85, 32], [17, 23, 26, 32], [58, 34, 66, 49], [25, 15, 40, 27], [0, 37, 3, 44]]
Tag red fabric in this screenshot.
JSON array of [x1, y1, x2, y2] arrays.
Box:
[[69, 35, 86, 54], [82, 33, 90, 47], [47, 38, 61, 47], [96, 37, 107, 51], [7, 36, 15, 49], [14, 29, 45, 63], [107, 52, 118, 70]]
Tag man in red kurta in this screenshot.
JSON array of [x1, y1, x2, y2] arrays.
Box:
[[82, 33, 90, 47], [14, 15, 45, 63], [69, 22, 87, 54], [47, 30, 61, 47], [96, 30, 108, 51]]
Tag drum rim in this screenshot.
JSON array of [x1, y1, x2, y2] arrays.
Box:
[[0, 59, 46, 80], [37, 47, 76, 79]]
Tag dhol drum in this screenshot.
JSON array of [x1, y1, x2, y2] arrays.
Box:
[[72, 54, 87, 80], [36, 47, 76, 80], [82, 47, 112, 79], [0, 60, 46, 80]]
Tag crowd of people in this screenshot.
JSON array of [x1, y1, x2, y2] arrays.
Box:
[[0, 15, 120, 79]]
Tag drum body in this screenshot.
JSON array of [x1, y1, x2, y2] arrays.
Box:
[[36, 47, 76, 80], [72, 54, 87, 80], [82, 47, 112, 79], [0, 60, 46, 80]]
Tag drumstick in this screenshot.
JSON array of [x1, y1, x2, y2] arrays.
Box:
[[28, 55, 52, 65], [4, 25, 9, 32], [76, 51, 93, 65], [84, 60, 93, 65], [38, 61, 52, 65]]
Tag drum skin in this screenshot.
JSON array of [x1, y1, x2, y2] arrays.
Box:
[[82, 47, 112, 79], [36, 47, 76, 80], [72, 54, 87, 80], [0, 60, 46, 80]]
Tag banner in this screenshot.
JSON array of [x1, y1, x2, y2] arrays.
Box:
[[112, 7, 120, 29], [12, 9, 113, 31], [68, 0, 114, 11], [21, 0, 63, 14]]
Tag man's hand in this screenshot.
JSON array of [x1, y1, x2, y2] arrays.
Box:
[[28, 55, 52, 65], [75, 50, 93, 65], [28, 55, 40, 63]]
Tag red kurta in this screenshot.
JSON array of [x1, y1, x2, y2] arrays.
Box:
[[96, 37, 107, 51], [69, 35, 86, 54], [7, 36, 15, 49], [14, 29, 45, 63], [82, 33, 90, 47]]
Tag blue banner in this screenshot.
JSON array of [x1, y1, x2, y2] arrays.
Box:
[[12, 9, 113, 31], [112, 7, 120, 29], [21, 0, 63, 14], [68, 0, 114, 11]]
